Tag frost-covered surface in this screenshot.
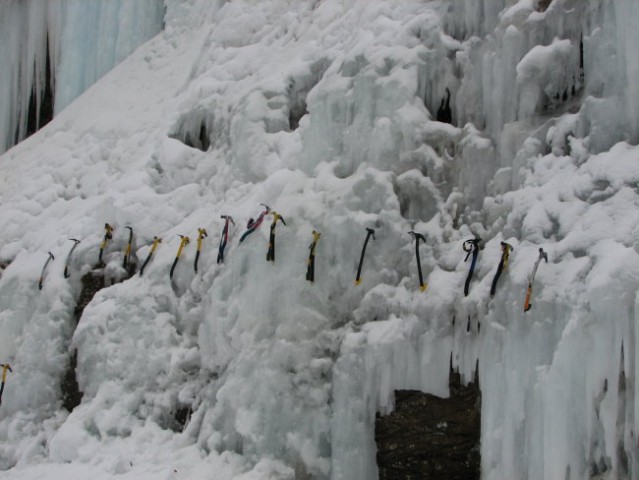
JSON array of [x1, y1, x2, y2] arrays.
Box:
[[1, 0, 639, 479], [0, 0, 164, 154]]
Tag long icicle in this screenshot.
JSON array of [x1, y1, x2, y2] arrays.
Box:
[[408, 231, 427, 292], [490, 241, 513, 296], [355, 228, 375, 285], [64, 239, 81, 279], [524, 247, 548, 312]]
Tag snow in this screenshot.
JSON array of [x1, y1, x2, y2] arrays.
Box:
[[0, 0, 638, 479]]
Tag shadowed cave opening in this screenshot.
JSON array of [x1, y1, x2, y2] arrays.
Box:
[[375, 360, 481, 480]]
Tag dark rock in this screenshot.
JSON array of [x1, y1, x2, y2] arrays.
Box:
[[62, 270, 106, 412], [375, 362, 481, 479], [74, 271, 105, 324]]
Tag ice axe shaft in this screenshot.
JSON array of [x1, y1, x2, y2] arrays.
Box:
[[98, 223, 114, 265], [217, 216, 235, 264], [170, 235, 190, 279], [266, 212, 286, 262], [64, 239, 81, 278], [38, 252, 55, 290], [0, 364, 12, 406], [524, 248, 548, 312], [122, 227, 134, 269], [490, 242, 513, 296], [139, 237, 161, 276], [194, 228, 208, 272], [409, 231, 427, 292], [355, 228, 375, 285], [306, 230, 321, 283]]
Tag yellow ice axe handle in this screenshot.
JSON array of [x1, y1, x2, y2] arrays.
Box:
[[150, 238, 162, 254], [176, 237, 189, 258]]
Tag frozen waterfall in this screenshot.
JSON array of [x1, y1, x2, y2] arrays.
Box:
[[0, 0, 164, 154], [0, 0, 638, 479]]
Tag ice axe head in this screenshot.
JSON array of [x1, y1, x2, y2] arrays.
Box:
[[464, 236, 482, 250], [179, 235, 190, 245], [221, 215, 235, 225], [70, 238, 81, 244], [272, 212, 286, 225], [260, 203, 271, 213], [198, 228, 208, 238], [539, 248, 548, 262], [366, 227, 375, 240], [48, 251, 54, 260], [501, 241, 513, 252], [408, 231, 425, 243]]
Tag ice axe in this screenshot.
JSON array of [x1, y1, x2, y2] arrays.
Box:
[[64, 239, 81, 278]]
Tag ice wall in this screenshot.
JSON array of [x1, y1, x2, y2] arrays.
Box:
[[0, 0, 639, 479], [0, 0, 164, 154]]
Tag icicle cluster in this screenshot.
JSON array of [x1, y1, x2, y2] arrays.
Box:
[[0, 0, 164, 154]]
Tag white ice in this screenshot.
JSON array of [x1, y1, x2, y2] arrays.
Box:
[[0, 0, 638, 479]]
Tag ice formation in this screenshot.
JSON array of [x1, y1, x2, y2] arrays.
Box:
[[0, 0, 164, 154], [0, 0, 639, 479]]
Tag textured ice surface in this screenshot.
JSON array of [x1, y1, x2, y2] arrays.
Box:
[[1, 0, 639, 479], [0, 0, 164, 154]]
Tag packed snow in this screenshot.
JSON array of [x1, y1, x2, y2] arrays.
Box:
[[0, 0, 639, 479]]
